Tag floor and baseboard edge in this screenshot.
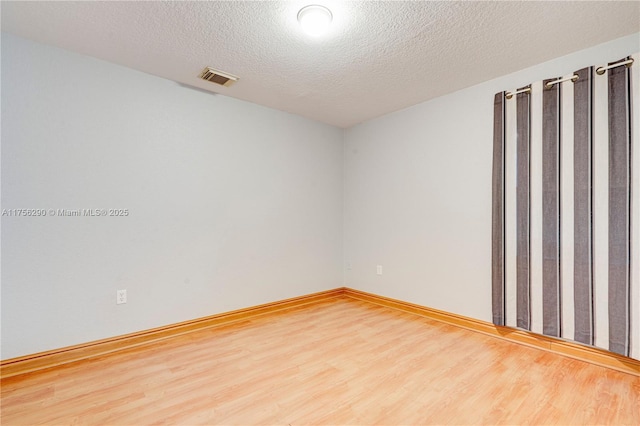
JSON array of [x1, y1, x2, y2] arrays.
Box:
[[0, 288, 345, 379], [342, 288, 640, 377], [3, 287, 638, 379]]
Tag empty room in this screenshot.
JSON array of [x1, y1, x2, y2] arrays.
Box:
[[1, 1, 639, 425]]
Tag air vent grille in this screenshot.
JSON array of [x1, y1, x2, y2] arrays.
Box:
[[199, 67, 238, 87]]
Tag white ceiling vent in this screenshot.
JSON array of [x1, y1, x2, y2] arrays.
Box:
[[199, 67, 238, 87]]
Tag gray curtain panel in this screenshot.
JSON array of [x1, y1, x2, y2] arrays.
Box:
[[573, 66, 594, 346], [492, 93, 506, 326], [491, 55, 639, 359], [516, 89, 531, 331], [607, 62, 632, 356], [541, 77, 562, 338]]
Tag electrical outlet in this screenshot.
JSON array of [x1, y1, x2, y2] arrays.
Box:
[[376, 265, 383, 275], [117, 289, 127, 304]]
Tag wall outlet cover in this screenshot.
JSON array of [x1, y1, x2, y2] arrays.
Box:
[[117, 289, 127, 304]]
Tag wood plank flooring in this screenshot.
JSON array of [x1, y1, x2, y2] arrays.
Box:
[[2, 296, 639, 425]]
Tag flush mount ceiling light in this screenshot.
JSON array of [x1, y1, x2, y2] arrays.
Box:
[[297, 5, 333, 36]]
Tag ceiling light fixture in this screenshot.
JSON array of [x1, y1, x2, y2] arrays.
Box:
[[297, 5, 333, 37]]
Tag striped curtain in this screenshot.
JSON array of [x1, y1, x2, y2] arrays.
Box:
[[491, 54, 639, 360]]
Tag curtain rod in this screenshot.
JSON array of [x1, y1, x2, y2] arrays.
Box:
[[596, 57, 634, 75], [505, 87, 530, 99], [505, 57, 634, 99], [545, 75, 578, 89]]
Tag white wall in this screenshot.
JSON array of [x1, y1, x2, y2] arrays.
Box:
[[3, 31, 639, 361], [344, 33, 640, 322], [1, 34, 343, 359]]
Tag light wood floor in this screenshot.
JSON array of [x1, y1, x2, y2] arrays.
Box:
[[2, 296, 639, 425]]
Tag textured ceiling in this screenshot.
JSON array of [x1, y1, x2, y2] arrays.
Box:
[[2, 1, 639, 128]]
